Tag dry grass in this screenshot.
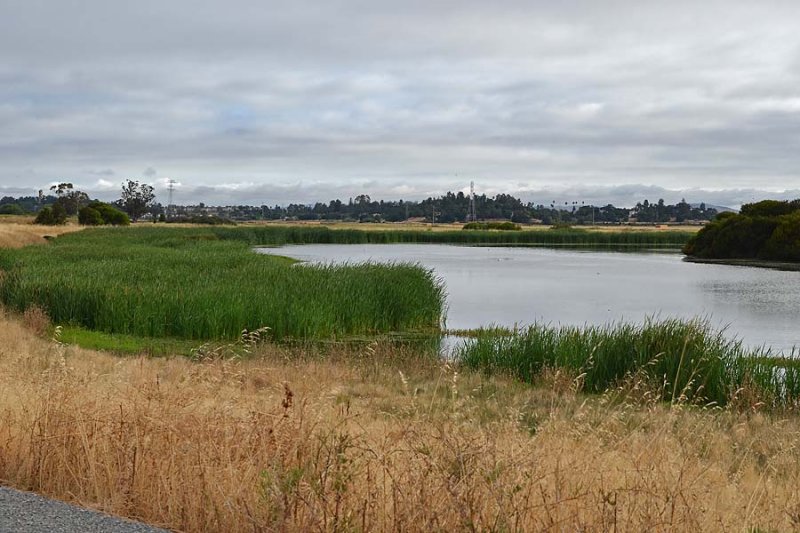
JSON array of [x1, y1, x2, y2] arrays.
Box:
[[0, 220, 82, 248], [1, 310, 800, 531]]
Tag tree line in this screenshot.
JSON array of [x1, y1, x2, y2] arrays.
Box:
[[253, 193, 717, 224], [1, 181, 720, 225]]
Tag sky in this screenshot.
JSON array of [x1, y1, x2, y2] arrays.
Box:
[[1, 0, 799, 208]]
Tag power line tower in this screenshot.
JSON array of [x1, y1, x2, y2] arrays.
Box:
[[166, 179, 176, 219], [468, 181, 477, 222]]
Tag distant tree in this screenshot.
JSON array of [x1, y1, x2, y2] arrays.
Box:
[[50, 182, 89, 215], [120, 179, 156, 221], [0, 203, 25, 215]]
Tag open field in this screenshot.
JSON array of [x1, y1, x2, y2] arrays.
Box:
[[0, 219, 82, 248], [3, 309, 800, 531]]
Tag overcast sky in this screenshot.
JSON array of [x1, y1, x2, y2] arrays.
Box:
[[1, 0, 799, 207]]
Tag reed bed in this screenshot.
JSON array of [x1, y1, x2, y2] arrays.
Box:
[[215, 225, 694, 248], [0, 227, 445, 340], [457, 318, 800, 407]]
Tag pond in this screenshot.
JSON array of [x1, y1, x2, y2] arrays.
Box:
[[257, 244, 800, 353]]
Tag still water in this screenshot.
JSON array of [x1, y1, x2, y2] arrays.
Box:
[[257, 244, 800, 353]]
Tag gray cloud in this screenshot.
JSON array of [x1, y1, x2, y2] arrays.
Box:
[[1, 0, 799, 198]]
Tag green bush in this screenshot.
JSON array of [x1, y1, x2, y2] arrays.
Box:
[[78, 207, 104, 226], [762, 212, 800, 261], [684, 199, 800, 261], [88, 202, 130, 226], [34, 205, 67, 225]]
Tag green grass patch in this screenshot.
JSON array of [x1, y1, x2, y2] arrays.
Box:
[[0, 226, 445, 341], [456, 318, 800, 408], [59, 326, 200, 356]]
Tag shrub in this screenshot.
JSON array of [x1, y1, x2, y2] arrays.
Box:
[[684, 199, 800, 261], [87, 202, 130, 226], [34, 206, 66, 225], [78, 207, 104, 226], [761, 212, 800, 261], [51, 203, 68, 224]]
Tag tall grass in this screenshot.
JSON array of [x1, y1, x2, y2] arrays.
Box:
[[0, 227, 445, 340], [211, 225, 693, 248], [457, 318, 800, 407], [3, 311, 800, 531]]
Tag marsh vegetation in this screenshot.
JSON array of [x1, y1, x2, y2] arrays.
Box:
[[457, 318, 800, 408], [0, 227, 444, 340], [2, 221, 800, 532]]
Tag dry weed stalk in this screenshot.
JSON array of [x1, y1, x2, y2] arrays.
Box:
[[1, 311, 800, 531]]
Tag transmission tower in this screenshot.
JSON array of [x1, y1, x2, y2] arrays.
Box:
[[167, 179, 176, 219], [468, 181, 477, 222]]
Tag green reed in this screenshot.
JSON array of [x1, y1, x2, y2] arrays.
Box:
[[210, 225, 693, 249], [456, 318, 800, 407], [0, 227, 445, 341]]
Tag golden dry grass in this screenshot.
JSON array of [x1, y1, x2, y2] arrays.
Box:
[[0, 220, 82, 248], [1, 309, 800, 531]]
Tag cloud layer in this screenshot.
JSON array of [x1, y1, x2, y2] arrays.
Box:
[[1, 0, 799, 205]]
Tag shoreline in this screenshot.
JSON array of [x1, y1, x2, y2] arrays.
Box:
[[684, 256, 800, 271]]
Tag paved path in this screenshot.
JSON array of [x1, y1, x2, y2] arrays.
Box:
[[0, 487, 168, 533]]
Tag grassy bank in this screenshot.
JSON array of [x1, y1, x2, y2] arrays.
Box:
[[2, 310, 800, 531], [215, 224, 694, 248], [456, 319, 800, 408], [0, 227, 445, 340]]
